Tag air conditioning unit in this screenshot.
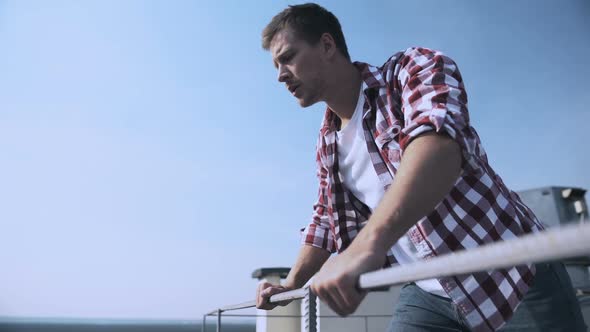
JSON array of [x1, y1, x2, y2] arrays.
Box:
[[517, 186, 588, 228], [517, 186, 590, 290]]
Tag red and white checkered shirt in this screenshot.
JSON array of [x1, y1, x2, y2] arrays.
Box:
[[301, 47, 544, 332]]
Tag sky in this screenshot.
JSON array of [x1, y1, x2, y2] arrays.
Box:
[[0, 0, 589, 322]]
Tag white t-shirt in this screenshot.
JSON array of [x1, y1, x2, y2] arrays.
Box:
[[335, 84, 448, 297]]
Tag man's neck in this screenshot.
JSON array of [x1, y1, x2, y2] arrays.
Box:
[[324, 62, 362, 128]]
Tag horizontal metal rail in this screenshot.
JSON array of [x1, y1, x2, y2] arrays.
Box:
[[359, 222, 590, 289], [204, 223, 590, 330], [206, 287, 309, 315], [203, 313, 394, 318]]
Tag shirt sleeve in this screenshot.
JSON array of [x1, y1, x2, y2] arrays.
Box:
[[396, 47, 480, 173], [300, 141, 337, 253]]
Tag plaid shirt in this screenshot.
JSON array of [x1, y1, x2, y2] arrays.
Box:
[[301, 47, 544, 331]]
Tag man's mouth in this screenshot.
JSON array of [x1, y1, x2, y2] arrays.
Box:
[[288, 84, 300, 95]]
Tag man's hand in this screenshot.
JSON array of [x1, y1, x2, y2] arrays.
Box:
[[255, 246, 331, 310], [310, 246, 384, 316], [256, 282, 293, 310]]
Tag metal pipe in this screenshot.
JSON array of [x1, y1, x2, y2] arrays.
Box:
[[269, 287, 309, 304], [217, 300, 256, 312], [308, 287, 318, 332], [359, 222, 590, 290], [216, 309, 221, 332]]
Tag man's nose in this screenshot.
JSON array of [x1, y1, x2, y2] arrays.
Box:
[[277, 65, 291, 83]]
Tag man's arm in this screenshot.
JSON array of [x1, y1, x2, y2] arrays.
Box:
[[256, 244, 330, 309], [351, 132, 461, 255], [310, 132, 462, 315], [285, 245, 332, 289]]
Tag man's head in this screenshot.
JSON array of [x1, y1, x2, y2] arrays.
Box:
[[262, 3, 350, 61], [262, 3, 350, 107]]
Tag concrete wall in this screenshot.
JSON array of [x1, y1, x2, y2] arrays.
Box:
[[316, 285, 402, 332]]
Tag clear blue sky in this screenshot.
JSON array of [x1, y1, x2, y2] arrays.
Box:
[[0, 0, 588, 321]]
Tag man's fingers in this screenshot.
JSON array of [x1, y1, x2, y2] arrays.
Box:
[[316, 286, 346, 316], [327, 287, 349, 316], [261, 286, 283, 298], [337, 275, 366, 314], [311, 276, 366, 316], [256, 282, 280, 310], [311, 282, 345, 316], [257, 282, 272, 301], [336, 284, 366, 315], [256, 283, 293, 310], [277, 300, 292, 307]]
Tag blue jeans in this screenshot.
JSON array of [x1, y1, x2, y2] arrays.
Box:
[[387, 262, 587, 331]]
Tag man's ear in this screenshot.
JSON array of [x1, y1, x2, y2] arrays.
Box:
[[319, 32, 337, 59]]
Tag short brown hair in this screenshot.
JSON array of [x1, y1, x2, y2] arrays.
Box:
[[262, 3, 350, 61]]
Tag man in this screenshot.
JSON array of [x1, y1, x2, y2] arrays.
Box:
[[255, 3, 586, 331]]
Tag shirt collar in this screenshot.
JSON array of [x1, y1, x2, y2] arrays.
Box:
[[319, 61, 387, 136]]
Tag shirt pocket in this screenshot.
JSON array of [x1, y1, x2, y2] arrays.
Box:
[[374, 122, 403, 164]]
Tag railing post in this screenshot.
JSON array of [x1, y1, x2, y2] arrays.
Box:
[[301, 287, 317, 332], [202, 314, 207, 332], [216, 309, 222, 332]]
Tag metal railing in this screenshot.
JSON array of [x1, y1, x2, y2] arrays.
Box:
[[202, 287, 315, 332], [204, 222, 590, 332], [200, 313, 395, 332]]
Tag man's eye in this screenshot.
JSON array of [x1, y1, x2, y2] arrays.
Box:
[[283, 53, 294, 62]]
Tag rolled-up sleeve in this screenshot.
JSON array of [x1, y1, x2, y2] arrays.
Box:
[[300, 144, 336, 253], [397, 47, 480, 173]]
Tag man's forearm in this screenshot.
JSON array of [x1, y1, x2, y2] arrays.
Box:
[[353, 132, 462, 255], [284, 245, 331, 289]]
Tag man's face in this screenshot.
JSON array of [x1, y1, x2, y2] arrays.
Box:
[[270, 28, 327, 107]]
